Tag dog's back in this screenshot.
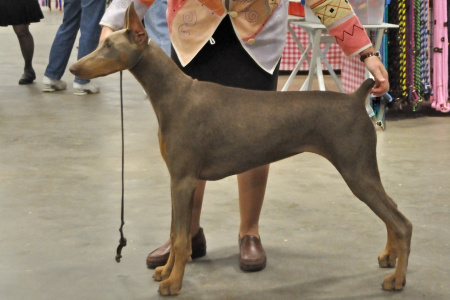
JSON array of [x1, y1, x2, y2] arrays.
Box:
[[175, 79, 376, 180]]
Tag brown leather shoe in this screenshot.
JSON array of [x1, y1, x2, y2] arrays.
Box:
[[239, 235, 267, 272], [146, 227, 206, 269]]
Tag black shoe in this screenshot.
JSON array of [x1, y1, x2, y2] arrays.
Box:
[[19, 71, 36, 85]]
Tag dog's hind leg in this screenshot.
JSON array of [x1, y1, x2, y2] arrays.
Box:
[[343, 171, 411, 290], [377, 198, 400, 268], [325, 139, 412, 291], [154, 176, 197, 295], [350, 181, 411, 291]]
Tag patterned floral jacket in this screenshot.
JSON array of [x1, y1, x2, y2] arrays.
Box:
[[101, 0, 289, 74]]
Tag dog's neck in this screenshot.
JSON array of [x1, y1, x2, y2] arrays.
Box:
[[129, 38, 151, 70], [128, 41, 194, 119]]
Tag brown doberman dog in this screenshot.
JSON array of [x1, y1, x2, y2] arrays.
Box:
[[70, 3, 412, 296]]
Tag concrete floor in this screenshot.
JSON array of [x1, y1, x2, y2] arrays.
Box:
[[1, 9, 449, 300]]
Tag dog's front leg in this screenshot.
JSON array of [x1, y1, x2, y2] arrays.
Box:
[[154, 176, 197, 295]]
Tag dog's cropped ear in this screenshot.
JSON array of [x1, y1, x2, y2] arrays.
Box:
[[125, 2, 148, 45]]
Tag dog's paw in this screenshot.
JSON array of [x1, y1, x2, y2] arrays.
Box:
[[158, 279, 182, 296], [382, 273, 406, 291], [153, 266, 170, 282], [378, 251, 397, 268]]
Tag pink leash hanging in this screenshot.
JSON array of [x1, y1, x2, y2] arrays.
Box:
[[432, 0, 449, 113]]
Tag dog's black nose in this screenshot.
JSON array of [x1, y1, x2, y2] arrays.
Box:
[[69, 62, 80, 75], [69, 64, 78, 75]]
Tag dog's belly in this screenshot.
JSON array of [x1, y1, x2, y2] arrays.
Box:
[[197, 146, 312, 181]]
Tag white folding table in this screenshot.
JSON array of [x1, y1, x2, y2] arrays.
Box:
[[282, 18, 399, 92]]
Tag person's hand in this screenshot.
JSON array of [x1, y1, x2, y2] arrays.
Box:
[[99, 26, 114, 42], [363, 55, 389, 97]]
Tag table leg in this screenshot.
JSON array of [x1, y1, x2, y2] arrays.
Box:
[[282, 44, 312, 91], [282, 21, 312, 91], [320, 41, 345, 92], [301, 28, 323, 91]]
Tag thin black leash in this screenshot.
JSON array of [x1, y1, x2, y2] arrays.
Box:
[[116, 70, 127, 262], [114, 40, 150, 262]]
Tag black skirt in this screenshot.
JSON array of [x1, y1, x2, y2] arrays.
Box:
[[0, 0, 44, 26], [171, 17, 280, 92]]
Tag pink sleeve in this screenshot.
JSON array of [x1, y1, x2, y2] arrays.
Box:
[[310, 0, 372, 56], [328, 15, 372, 56]]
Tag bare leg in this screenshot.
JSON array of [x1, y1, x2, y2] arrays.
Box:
[[190, 180, 205, 236], [158, 163, 269, 240], [237, 165, 269, 272], [147, 165, 270, 271], [237, 165, 269, 238]]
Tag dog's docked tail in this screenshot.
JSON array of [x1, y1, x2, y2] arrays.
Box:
[[352, 78, 376, 100]]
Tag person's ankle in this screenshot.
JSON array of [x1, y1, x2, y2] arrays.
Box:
[[239, 227, 260, 239]]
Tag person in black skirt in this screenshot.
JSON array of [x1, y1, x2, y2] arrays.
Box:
[[0, 0, 44, 84]]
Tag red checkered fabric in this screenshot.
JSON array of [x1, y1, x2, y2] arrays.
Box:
[[340, 54, 366, 92], [281, 23, 343, 71], [281, 22, 366, 92]]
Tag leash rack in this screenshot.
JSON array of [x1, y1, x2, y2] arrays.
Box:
[[370, 0, 450, 125], [385, 0, 450, 113]]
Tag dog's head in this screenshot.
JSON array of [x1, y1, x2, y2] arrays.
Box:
[[69, 2, 148, 79]]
